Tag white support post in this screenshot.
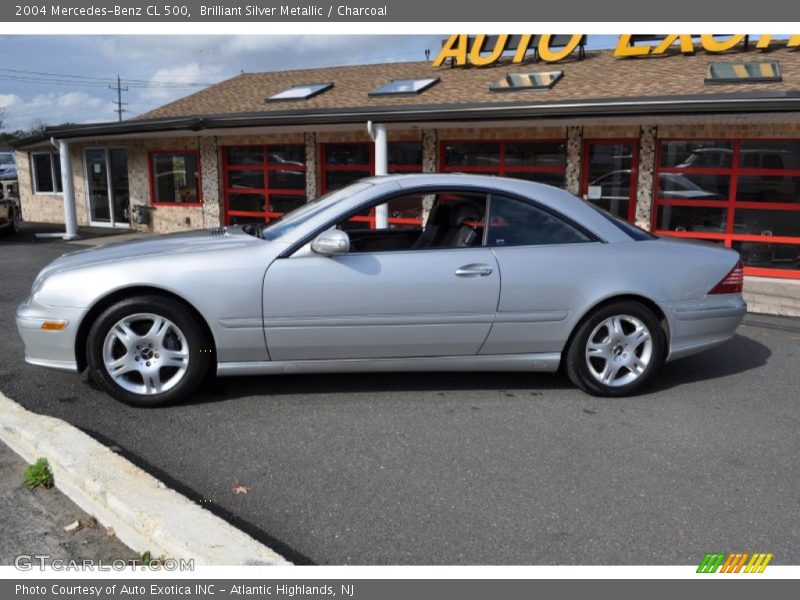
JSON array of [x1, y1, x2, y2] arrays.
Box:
[[58, 140, 78, 240], [369, 122, 389, 229]]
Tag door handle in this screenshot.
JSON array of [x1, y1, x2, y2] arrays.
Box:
[[455, 263, 493, 277]]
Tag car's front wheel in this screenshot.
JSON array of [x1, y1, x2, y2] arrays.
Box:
[[86, 296, 212, 407], [565, 301, 665, 397]]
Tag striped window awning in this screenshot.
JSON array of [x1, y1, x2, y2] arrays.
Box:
[[705, 61, 782, 84], [490, 70, 564, 92]]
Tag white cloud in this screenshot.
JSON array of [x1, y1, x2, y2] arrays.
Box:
[[133, 62, 228, 107], [2, 91, 117, 131], [0, 94, 22, 109]]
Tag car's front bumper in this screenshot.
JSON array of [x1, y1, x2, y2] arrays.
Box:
[[665, 294, 747, 361], [16, 298, 86, 372]]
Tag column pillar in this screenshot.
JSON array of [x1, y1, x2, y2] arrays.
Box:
[[370, 122, 388, 228], [565, 125, 582, 196], [58, 140, 78, 240], [634, 125, 658, 230]]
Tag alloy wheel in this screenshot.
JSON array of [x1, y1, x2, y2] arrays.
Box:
[[584, 314, 653, 388], [102, 313, 190, 395]]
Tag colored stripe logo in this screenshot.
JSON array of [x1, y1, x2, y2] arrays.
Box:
[[697, 552, 773, 573]]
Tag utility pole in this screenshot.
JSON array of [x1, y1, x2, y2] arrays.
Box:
[[109, 75, 128, 121]]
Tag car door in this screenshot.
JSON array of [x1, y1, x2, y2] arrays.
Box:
[[262, 190, 500, 361], [479, 193, 603, 355]]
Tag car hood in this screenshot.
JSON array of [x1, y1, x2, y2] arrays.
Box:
[[38, 226, 265, 279]]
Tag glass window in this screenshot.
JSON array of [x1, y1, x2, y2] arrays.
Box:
[[325, 143, 370, 166], [505, 141, 566, 167], [732, 209, 800, 238], [321, 142, 422, 194], [512, 171, 566, 188], [705, 61, 781, 84], [732, 241, 800, 270], [369, 78, 439, 96], [226, 146, 264, 166], [584, 141, 636, 221], [339, 191, 488, 251], [659, 140, 734, 169], [223, 144, 307, 224], [740, 141, 800, 169], [228, 193, 266, 213], [487, 194, 591, 247], [388, 142, 423, 166], [443, 142, 500, 167], [228, 170, 265, 190], [654, 138, 800, 276], [658, 173, 730, 200], [31, 152, 62, 194], [267, 83, 332, 101], [736, 175, 800, 203], [490, 71, 564, 91], [655, 205, 728, 233], [152, 152, 200, 204]]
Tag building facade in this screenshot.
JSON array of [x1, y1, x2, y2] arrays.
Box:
[[12, 40, 800, 314]]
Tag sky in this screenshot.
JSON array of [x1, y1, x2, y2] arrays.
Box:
[[0, 35, 620, 132]]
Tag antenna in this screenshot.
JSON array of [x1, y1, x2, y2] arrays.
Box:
[[109, 75, 129, 121]]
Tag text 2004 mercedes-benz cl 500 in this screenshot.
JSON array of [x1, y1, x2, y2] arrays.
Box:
[[17, 174, 746, 406]]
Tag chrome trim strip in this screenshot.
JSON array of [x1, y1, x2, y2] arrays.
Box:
[[262, 313, 496, 328], [217, 352, 561, 376]]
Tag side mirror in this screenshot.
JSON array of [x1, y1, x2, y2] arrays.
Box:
[[311, 229, 350, 256]]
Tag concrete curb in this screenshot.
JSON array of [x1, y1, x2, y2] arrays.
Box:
[[0, 392, 290, 566]]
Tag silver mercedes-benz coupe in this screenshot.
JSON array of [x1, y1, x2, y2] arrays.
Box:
[[17, 174, 746, 406]]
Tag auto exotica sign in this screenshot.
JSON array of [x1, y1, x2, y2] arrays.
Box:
[[433, 34, 800, 67]]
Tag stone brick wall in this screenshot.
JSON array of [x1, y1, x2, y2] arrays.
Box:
[[565, 126, 582, 195], [634, 126, 657, 229]]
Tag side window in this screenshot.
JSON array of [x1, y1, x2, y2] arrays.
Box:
[[334, 190, 488, 252], [487, 194, 592, 247]]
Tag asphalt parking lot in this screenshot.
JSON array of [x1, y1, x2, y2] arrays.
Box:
[[1, 225, 798, 565]]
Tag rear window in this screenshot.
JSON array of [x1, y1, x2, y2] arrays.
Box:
[[590, 204, 656, 241]]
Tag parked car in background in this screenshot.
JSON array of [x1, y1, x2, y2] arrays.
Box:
[[17, 174, 746, 406], [0, 191, 21, 235], [0, 151, 17, 180]]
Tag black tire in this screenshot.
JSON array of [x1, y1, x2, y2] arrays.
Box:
[[11, 206, 21, 234], [86, 295, 212, 407], [565, 301, 666, 397]]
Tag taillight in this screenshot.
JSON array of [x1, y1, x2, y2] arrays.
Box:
[[709, 260, 744, 295]]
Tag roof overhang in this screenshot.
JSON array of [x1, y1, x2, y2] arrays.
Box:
[[11, 90, 800, 148]]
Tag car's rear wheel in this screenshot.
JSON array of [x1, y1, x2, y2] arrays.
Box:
[[86, 296, 211, 407], [565, 301, 665, 397]]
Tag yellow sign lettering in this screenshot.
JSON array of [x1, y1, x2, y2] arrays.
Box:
[[512, 34, 534, 63], [700, 34, 746, 53], [653, 34, 696, 55], [469, 34, 509, 67], [614, 34, 650, 57], [537, 34, 583, 62], [433, 34, 469, 67]]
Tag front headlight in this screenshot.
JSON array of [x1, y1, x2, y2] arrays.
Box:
[[29, 273, 49, 301]]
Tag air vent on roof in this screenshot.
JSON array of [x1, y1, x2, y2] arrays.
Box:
[[705, 61, 782, 84], [369, 77, 440, 96], [267, 82, 333, 102], [490, 71, 564, 92]]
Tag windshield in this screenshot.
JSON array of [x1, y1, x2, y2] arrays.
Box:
[[261, 181, 372, 241], [0, 152, 14, 167]]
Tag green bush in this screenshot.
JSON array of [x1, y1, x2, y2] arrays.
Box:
[[24, 458, 54, 489]]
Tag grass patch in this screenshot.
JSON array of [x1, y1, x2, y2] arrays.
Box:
[[24, 458, 54, 489]]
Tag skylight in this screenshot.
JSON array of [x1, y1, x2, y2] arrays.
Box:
[[369, 78, 440, 96], [490, 71, 564, 92], [705, 61, 782, 84], [267, 82, 333, 102]]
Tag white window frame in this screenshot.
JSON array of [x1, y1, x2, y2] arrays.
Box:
[[31, 152, 62, 195]]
